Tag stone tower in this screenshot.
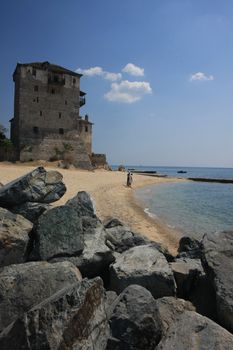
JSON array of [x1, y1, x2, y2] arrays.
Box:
[[11, 61, 93, 168]]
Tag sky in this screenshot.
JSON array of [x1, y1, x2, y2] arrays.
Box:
[[0, 0, 233, 167]]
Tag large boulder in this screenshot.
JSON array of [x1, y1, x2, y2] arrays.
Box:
[[66, 191, 96, 217], [0, 260, 82, 331], [0, 167, 66, 208], [0, 207, 33, 267], [11, 202, 50, 223], [109, 245, 176, 298], [105, 219, 174, 262], [51, 218, 115, 280], [31, 205, 84, 260], [106, 285, 161, 350], [0, 278, 109, 350], [201, 231, 233, 332], [155, 297, 233, 349], [177, 236, 202, 259], [170, 258, 204, 298]]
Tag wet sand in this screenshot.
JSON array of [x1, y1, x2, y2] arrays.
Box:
[[0, 162, 185, 255]]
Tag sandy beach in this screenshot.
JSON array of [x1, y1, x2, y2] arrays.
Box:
[[0, 163, 185, 255]]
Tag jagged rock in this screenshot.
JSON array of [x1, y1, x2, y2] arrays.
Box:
[[106, 285, 161, 350], [66, 191, 96, 217], [32, 205, 84, 260], [0, 207, 33, 267], [105, 220, 174, 261], [0, 167, 66, 208], [0, 261, 82, 332], [11, 202, 50, 223], [51, 218, 114, 280], [170, 258, 205, 298], [109, 245, 176, 298], [201, 231, 233, 332], [177, 236, 202, 259], [0, 277, 109, 350], [155, 297, 233, 349]]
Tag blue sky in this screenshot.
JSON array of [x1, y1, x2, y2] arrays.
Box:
[[1, 0, 233, 167]]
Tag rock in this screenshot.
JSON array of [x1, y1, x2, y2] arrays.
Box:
[[170, 258, 205, 298], [155, 297, 233, 349], [177, 236, 202, 259], [0, 277, 109, 350], [118, 165, 126, 172], [106, 285, 161, 350], [201, 231, 233, 332], [0, 207, 33, 267], [32, 205, 84, 260], [0, 167, 66, 208], [66, 191, 96, 217], [0, 261, 82, 331], [11, 202, 50, 223], [109, 245, 176, 298], [51, 218, 114, 280], [105, 220, 174, 261]]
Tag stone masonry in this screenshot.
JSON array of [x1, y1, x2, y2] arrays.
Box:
[[10, 61, 106, 169]]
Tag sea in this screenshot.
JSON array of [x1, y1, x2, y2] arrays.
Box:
[[112, 165, 233, 239]]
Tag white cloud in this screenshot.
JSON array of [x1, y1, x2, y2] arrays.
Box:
[[76, 66, 121, 81], [104, 80, 152, 103], [190, 72, 214, 82], [122, 63, 144, 77]]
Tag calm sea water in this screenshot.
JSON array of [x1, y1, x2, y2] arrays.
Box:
[[112, 166, 233, 239]]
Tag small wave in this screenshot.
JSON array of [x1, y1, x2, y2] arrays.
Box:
[[144, 207, 158, 219]]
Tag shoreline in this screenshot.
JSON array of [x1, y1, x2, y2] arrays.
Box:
[[0, 162, 186, 255]]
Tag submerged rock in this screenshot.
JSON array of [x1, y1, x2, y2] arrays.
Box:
[[109, 245, 176, 298], [0, 207, 33, 267], [0, 260, 82, 331], [0, 167, 66, 208], [106, 285, 161, 350], [202, 231, 233, 332], [0, 277, 109, 350], [155, 297, 233, 349]]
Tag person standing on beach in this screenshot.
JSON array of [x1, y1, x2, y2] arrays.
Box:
[[127, 172, 133, 187]]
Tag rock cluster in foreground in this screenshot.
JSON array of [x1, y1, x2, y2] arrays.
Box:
[[0, 167, 232, 349]]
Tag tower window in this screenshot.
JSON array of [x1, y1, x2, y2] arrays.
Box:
[[51, 89, 55, 94], [73, 78, 76, 84], [59, 112, 62, 119], [65, 100, 67, 105], [85, 126, 88, 132], [59, 128, 64, 134], [37, 97, 39, 103], [32, 68, 36, 77], [40, 111, 42, 116], [33, 126, 39, 134], [34, 85, 38, 92]]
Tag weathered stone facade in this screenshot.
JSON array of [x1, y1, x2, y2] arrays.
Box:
[[10, 61, 104, 169]]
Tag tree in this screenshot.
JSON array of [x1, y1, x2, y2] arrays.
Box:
[[0, 124, 7, 140]]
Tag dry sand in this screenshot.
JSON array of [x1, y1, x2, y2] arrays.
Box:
[[0, 162, 185, 255]]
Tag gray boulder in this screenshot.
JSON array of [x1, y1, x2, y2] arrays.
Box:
[[11, 202, 50, 223], [66, 191, 96, 217], [0, 207, 33, 267], [0, 260, 82, 331], [109, 245, 176, 298], [51, 218, 115, 279], [177, 236, 202, 259], [32, 205, 84, 260], [105, 219, 174, 261], [201, 231, 233, 332], [170, 258, 205, 298], [155, 297, 233, 349], [0, 277, 109, 350], [0, 167, 66, 208], [106, 285, 161, 350]]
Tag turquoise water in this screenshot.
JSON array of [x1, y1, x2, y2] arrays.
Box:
[[132, 167, 233, 239]]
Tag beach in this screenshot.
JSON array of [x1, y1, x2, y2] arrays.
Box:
[[0, 163, 184, 254]]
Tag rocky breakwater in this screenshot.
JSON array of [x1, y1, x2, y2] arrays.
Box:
[[0, 167, 233, 349]]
